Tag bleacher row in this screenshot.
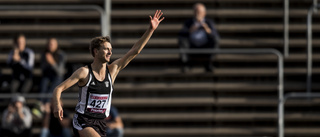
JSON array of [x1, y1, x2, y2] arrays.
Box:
[[1, 0, 320, 137]]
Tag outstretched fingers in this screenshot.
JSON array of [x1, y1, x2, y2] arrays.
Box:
[[150, 10, 165, 22], [153, 10, 163, 19], [159, 17, 165, 22], [153, 10, 159, 19], [157, 10, 162, 17], [158, 11, 163, 18]]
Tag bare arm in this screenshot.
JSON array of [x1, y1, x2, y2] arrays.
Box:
[[109, 10, 165, 81], [52, 67, 88, 120]]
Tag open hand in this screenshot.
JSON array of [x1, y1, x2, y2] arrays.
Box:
[[149, 10, 165, 30], [201, 22, 212, 34], [13, 48, 21, 62], [53, 104, 64, 121]]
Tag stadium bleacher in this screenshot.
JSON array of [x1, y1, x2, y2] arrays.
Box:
[[1, 0, 320, 137]]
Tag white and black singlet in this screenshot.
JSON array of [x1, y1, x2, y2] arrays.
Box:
[[75, 64, 113, 118]]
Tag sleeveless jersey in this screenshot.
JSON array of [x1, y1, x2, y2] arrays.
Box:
[[75, 64, 113, 118]]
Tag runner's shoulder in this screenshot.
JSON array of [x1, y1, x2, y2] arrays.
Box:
[[74, 66, 89, 79]]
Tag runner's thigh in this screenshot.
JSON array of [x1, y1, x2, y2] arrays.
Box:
[[79, 127, 101, 137]]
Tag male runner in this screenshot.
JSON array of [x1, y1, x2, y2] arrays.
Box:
[[52, 10, 164, 137]]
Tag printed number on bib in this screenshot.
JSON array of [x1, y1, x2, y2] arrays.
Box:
[[87, 93, 109, 113]]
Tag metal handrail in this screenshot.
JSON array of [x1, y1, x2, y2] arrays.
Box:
[[277, 3, 320, 137], [0, 48, 284, 136], [0, 5, 108, 36], [279, 1, 319, 137], [279, 92, 320, 137]]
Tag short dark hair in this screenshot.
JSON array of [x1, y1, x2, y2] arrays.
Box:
[[89, 36, 111, 57], [193, 3, 206, 10], [13, 33, 25, 45]]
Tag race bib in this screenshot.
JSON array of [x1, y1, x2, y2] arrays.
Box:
[[86, 93, 109, 113]]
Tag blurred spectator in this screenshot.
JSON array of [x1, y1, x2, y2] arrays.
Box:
[[7, 34, 34, 93], [1, 95, 32, 137], [39, 38, 66, 106], [40, 101, 72, 137], [179, 3, 220, 73], [105, 106, 124, 137]]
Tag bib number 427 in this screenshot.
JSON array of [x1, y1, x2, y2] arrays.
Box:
[[87, 93, 109, 113], [90, 100, 106, 108]]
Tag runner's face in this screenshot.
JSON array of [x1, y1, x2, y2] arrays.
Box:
[[97, 42, 112, 63]]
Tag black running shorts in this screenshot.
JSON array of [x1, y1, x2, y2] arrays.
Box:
[[73, 113, 107, 137]]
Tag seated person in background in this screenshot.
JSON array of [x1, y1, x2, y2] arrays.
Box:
[[179, 3, 220, 73], [37, 38, 66, 117], [7, 34, 34, 93], [40, 101, 72, 137], [105, 106, 124, 137], [1, 95, 32, 137]]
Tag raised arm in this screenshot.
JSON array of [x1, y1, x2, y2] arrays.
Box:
[[109, 10, 164, 79]]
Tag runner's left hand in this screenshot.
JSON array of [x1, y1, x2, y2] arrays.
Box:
[[149, 10, 165, 30]]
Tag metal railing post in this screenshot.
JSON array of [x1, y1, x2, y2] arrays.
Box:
[[104, 0, 111, 36], [279, 96, 284, 137], [307, 6, 314, 94], [284, 0, 289, 57], [306, 4, 320, 95], [283, 0, 317, 58]]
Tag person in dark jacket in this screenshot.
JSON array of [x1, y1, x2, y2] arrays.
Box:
[[40, 38, 66, 104], [7, 34, 34, 93], [179, 3, 220, 72]]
